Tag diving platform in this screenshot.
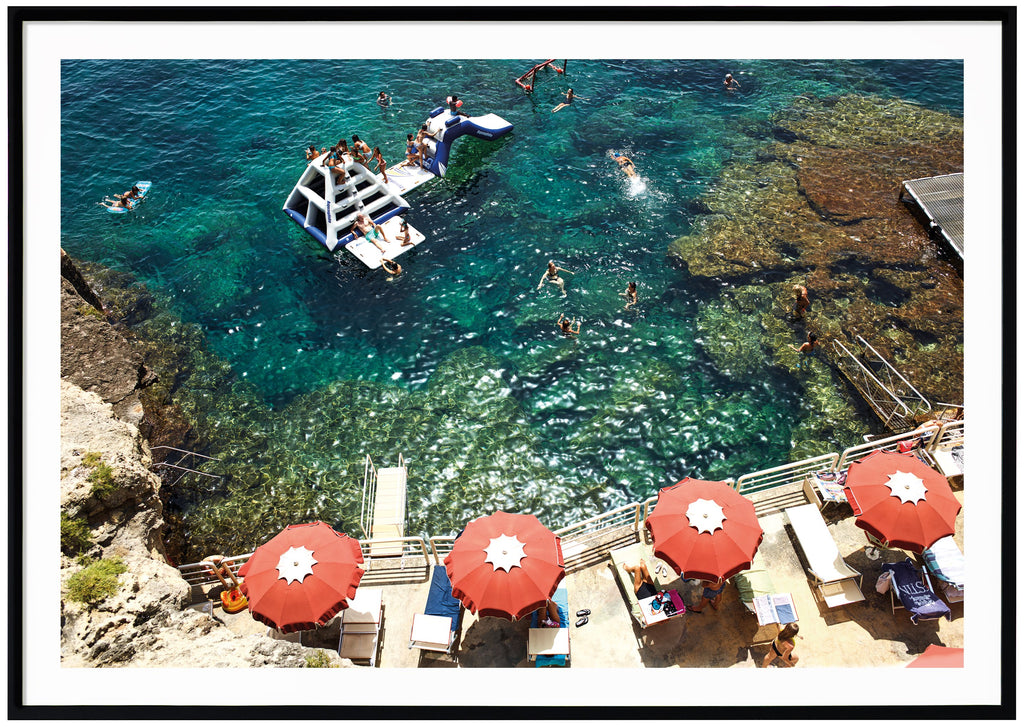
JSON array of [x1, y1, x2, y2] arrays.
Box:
[[361, 454, 408, 558], [899, 173, 963, 259], [283, 102, 513, 267]]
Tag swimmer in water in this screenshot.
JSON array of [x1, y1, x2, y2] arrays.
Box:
[[724, 73, 741, 90], [619, 281, 638, 310], [793, 284, 809, 320], [552, 87, 586, 113], [537, 260, 574, 296], [609, 150, 637, 178], [377, 91, 391, 108], [381, 257, 402, 277], [789, 332, 818, 354], [557, 313, 581, 338]]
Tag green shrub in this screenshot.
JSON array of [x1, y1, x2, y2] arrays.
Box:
[[66, 557, 127, 605], [304, 650, 339, 668], [84, 453, 118, 498], [60, 512, 92, 555]]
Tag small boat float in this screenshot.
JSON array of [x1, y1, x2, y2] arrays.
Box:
[[283, 104, 512, 269]]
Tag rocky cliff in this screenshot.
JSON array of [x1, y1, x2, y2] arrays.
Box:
[[59, 251, 344, 667]]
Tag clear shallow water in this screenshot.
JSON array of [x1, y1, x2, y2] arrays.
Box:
[[61, 59, 963, 558]]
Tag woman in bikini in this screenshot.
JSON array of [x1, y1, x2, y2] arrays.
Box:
[[789, 332, 818, 354], [552, 87, 586, 113], [793, 284, 809, 319], [351, 134, 372, 164], [397, 219, 414, 247], [763, 622, 801, 667], [402, 133, 423, 167], [371, 146, 388, 183], [623, 560, 658, 599], [537, 260, 573, 296], [557, 313, 581, 338]]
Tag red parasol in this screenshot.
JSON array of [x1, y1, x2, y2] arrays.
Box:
[[645, 477, 764, 582], [237, 521, 364, 633], [443, 511, 564, 621], [906, 644, 963, 668], [843, 450, 961, 552]]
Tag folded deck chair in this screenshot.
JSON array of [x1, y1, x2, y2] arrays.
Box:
[[409, 565, 463, 654], [528, 585, 570, 667], [921, 536, 964, 603], [784, 504, 865, 608], [609, 543, 666, 628], [882, 558, 952, 624], [338, 587, 383, 666]]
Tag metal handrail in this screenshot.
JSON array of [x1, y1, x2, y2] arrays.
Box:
[[836, 426, 939, 471], [736, 453, 840, 495], [833, 339, 913, 421], [359, 454, 377, 539], [856, 335, 932, 413], [176, 423, 963, 586]]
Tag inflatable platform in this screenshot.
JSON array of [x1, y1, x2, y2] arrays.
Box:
[[283, 103, 512, 265]]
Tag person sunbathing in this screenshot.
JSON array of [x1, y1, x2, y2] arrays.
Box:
[[623, 559, 657, 599], [351, 212, 390, 253], [539, 599, 561, 628]]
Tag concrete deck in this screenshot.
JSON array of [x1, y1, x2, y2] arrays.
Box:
[[211, 480, 964, 670]]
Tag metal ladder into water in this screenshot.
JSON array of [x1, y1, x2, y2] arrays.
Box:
[[360, 453, 408, 558], [833, 335, 932, 431]]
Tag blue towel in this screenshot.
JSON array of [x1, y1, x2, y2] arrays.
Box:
[[425, 565, 462, 631], [531, 586, 569, 667], [882, 559, 951, 624]]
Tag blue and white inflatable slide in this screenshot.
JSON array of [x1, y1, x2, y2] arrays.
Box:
[[282, 103, 512, 268]]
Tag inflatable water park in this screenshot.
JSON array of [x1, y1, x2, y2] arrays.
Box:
[[283, 101, 513, 269]]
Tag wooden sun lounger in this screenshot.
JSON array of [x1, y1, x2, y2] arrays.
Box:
[[784, 504, 865, 608], [609, 542, 667, 628], [338, 587, 383, 666]]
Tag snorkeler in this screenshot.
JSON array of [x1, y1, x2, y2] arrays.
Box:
[[609, 150, 637, 178], [557, 313, 581, 338], [537, 260, 574, 296], [619, 281, 638, 310]]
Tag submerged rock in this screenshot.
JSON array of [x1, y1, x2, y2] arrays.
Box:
[[670, 94, 964, 419]]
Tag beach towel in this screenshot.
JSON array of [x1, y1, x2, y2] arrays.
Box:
[[882, 559, 952, 624]]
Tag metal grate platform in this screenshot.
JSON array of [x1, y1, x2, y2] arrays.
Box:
[[900, 173, 963, 258]]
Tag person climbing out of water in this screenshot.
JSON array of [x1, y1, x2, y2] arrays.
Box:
[[552, 87, 586, 113], [724, 73, 741, 90], [306, 144, 323, 162], [793, 284, 810, 319], [557, 313, 581, 338], [381, 257, 402, 277], [619, 281, 638, 310], [351, 212, 391, 253], [371, 146, 389, 183], [351, 134, 372, 164], [609, 150, 637, 178], [537, 260, 574, 296], [377, 91, 391, 109], [789, 332, 818, 354]]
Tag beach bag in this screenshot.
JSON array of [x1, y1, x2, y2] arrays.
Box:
[[875, 570, 892, 594]]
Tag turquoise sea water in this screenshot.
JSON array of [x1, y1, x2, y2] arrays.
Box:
[[60, 59, 963, 558]]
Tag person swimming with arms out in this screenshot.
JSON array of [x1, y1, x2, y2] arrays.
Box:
[[537, 260, 574, 296], [557, 313, 581, 338], [609, 150, 637, 178], [552, 87, 587, 113], [100, 192, 134, 211]]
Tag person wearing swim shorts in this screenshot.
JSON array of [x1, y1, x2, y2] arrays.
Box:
[[352, 212, 390, 253], [691, 577, 726, 613], [609, 150, 637, 178], [762, 622, 801, 667], [623, 560, 658, 599], [537, 260, 573, 296]]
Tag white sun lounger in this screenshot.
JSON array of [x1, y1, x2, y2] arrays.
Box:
[[784, 504, 865, 608]]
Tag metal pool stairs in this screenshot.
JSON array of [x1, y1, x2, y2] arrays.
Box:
[[360, 454, 408, 557]]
